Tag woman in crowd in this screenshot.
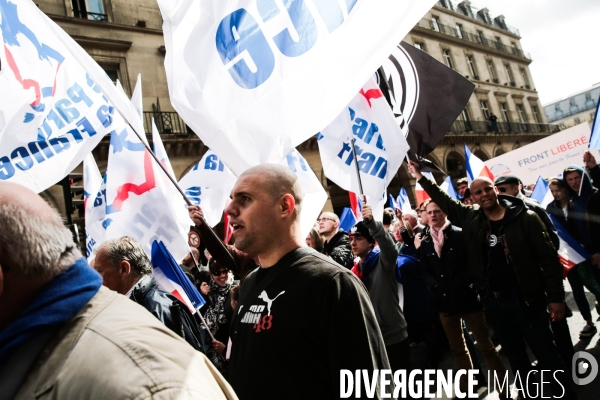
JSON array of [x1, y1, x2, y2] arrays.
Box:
[[200, 258, 235, 375], [306, 227, 324, 252], [419, 200, 507, 398]]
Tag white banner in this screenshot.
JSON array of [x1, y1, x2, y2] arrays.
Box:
[[83, 153, 104, 259], [279, 149, 327, 239], [178, 150, 238, 228], [157, 0, 437, 176], [0, 0, 118, 192], [485, 123, 600, 185], [317, 78, 409, 202]]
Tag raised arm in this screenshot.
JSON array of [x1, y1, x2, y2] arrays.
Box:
[[407, 161, 477, 227], [361, 204, 398, 273]]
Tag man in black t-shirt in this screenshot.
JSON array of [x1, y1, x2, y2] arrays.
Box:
[[222, 164, 389, 400], [408, 161, 577, 400]]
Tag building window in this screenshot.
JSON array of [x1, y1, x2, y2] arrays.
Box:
[[466, 56, 478, 79], [480, 100, 490, 119], [504, 63, 515, 86], [443, 50, 454, 70], [487, 60, 498, 83], [455, 24, 463, 39], [516, 104, 528, 123], [461, 107, 472, 121], [519, 68, 530, 88], [72, 0, 108, 21], [531, 106, 541, 123], [413, 42, 425, 51], [500, 102, 510, 122], [431, 17, 441, 32], [477, 31, 486, 45], [101, 65, 120, 85]]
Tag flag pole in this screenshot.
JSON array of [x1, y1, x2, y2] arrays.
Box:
[[195, 307, 216, 342], [115, 111, 239, 268], [350, 138, 366, 202]]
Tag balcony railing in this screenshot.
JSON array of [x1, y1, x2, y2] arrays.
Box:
[[418, 18, 531, 60], [73, 11, 108, 21], [143, 111, 193, 135], [450, 120, 560, 134]]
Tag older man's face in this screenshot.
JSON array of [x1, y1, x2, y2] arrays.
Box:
[[402, 214, 417, 228], [93, 248, 127, 294]]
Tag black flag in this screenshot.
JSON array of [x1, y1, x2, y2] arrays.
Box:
[[377, 42, 474, 171]]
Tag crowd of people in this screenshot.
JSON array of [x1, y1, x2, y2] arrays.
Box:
[[2, 152, 600, 399]]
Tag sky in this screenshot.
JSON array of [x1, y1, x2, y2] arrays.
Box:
[[469, 0, 600, 105]]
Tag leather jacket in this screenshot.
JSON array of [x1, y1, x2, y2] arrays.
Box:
[[130, 276, 206, 352]]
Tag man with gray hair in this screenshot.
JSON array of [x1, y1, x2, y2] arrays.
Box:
[[0, 182, 235, 399], [318, 210, 354, 269], [93, 236, 205, 352]]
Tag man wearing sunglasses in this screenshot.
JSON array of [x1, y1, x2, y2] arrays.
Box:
[[494, 175, 558, 249]]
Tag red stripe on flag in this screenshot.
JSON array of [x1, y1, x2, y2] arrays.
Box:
[[558, 255, 576, 279], [479, 165, 495, 181], [349, 192, 360, 219]]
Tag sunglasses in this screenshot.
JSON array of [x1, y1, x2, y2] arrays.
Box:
[[212, 270, 229, 277], [317, 217, 336, 223], [497, 187, 508, 193]]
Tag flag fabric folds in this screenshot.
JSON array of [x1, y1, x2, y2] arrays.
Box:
[[378, 42, 474, 160], [339, 207, 358, 233], [389, 194, 398, 211], [415, 172, 433, 207], [279, 149, 328, 239], [157, 0, 437, 176], [530, 176, 554, 209], [83, 154, 105, 259], [0, 0, 120, 192], [178, 149, 238, 228], [465, 144, 494, 185], [548, 215, 591, 277], [151, 240, 205, 313], [349, 191, 363, 220], [397, 187, 413, 214], [318, 78, 409, 208], [440, 176, 458, 201]]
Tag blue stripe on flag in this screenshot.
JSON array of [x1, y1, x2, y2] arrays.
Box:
[[548, 215, 590, 260], [150, 240, 205, 309], [530, 176, 548, 205], [464, 144, 475, 182], [339, 207, 358, 232]]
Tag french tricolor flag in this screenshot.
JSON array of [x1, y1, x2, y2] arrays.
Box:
[[464, 144, 494, 185], [349, 191, 363, 219], [440, 176, 458, 200], [150, 240, 206, 313], [339, 207, 358, 232], [415, 172, 433, 206], [548, 215, 590, 277], [397, 187, 413, 213], [530, 176, 554, 209], [530, 180, 589, 276]]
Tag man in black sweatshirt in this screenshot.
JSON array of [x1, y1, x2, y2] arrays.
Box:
[[223, 164, 389, 399]]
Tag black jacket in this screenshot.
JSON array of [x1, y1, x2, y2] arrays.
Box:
[[521, 196, 559, 250], [419, 177, 564, 304], [130, 276, 206, 352], [419, 224, 480, 315], [322, 230, 354, 269]]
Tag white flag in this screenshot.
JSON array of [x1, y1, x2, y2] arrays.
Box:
[[279, 149, 327, 239], [0, 0, 121, 192], [157, 0, 437, 176], [178, 150, 238, 228], [101, 121, 190, 262], [83, 153, 105, 259], [318, 78, 409, 203]]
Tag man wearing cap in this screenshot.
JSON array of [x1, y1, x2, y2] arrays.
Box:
[[408, 161, 577, 399], [350, 204, 410, 373], [494, 174, 559, 249]]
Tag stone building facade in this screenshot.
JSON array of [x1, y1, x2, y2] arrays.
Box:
[[543, 83, 599, 131], [37, 0, 558, 220]]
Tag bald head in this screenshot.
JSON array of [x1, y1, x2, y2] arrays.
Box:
[[471, 177, 494, 189], [239, 164, 304, 218], [0, 182, 81, 278]]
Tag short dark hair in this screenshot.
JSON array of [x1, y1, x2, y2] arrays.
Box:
[[564, 168, 581, 179], [208, 257, 230, 276], [383, 208, 395, 225]]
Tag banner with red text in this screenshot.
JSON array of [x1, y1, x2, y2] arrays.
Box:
[[485, 123, 600, 185]]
